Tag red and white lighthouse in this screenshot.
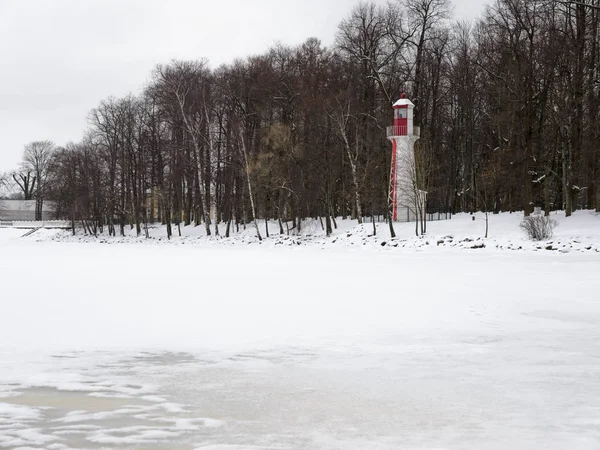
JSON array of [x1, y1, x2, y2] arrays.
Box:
[[387, 93, 424, 222]]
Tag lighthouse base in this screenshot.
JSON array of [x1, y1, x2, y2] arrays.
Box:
[[393, 190, 427, 222], [395, 206, 420, 223]]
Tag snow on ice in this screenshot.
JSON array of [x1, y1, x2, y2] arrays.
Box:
[[0, 211, 599, 449]]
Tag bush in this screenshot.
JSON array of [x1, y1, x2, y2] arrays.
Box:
[[520, 215, 557, 241]]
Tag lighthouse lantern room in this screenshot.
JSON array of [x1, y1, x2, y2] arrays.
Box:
[[390, 93, 415, 137], [387, 93, 425, 222]]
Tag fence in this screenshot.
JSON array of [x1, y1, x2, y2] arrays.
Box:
[[361, 209, 451, 224], [0, 220, 71, 229], [426, 211, 452, 221]]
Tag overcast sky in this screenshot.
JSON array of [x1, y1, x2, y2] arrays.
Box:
[[0, 0, 487, 172]]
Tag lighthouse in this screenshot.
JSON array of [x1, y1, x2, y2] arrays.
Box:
[[386, 93, 425, 222]]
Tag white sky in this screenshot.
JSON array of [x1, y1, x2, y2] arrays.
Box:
[[0, 0, 487, 171]]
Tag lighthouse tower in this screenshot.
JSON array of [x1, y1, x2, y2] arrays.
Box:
[[387, 93, 423, 222]]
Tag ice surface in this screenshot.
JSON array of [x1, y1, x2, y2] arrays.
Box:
[[0, 213, 599, 449]]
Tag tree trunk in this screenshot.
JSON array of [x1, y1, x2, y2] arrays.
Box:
[[239, 129, 262, 241]]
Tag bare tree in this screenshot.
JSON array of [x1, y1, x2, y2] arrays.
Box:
[[330, 99, 363, 223], [11, 171, 36, 200], [237, 127, 262, 241], [0, 172, 9, 195], [407, 0, 452, 124], [20, 140, 55, 220], [151, 60, 213, 236]]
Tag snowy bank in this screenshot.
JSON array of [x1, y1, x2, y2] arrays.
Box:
[[14, 210, 600, 254]]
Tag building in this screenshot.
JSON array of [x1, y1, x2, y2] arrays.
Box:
[[0, 200, 57, 222], [386, 93, 426, 222]]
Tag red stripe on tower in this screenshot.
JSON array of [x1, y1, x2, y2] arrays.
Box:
[[391, 139, 398, 221]]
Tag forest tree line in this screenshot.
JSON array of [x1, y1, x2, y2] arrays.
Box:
[[2, 0, 599, 238]]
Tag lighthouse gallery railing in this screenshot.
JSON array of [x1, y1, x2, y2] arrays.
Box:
[[386, 125, 420, 138]]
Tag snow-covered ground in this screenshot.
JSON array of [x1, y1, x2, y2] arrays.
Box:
[[24, 210, 600, 253], [1, 212, 599, 449]]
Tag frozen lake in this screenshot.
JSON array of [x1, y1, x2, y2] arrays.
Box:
[[1, 237, 600, 449]]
